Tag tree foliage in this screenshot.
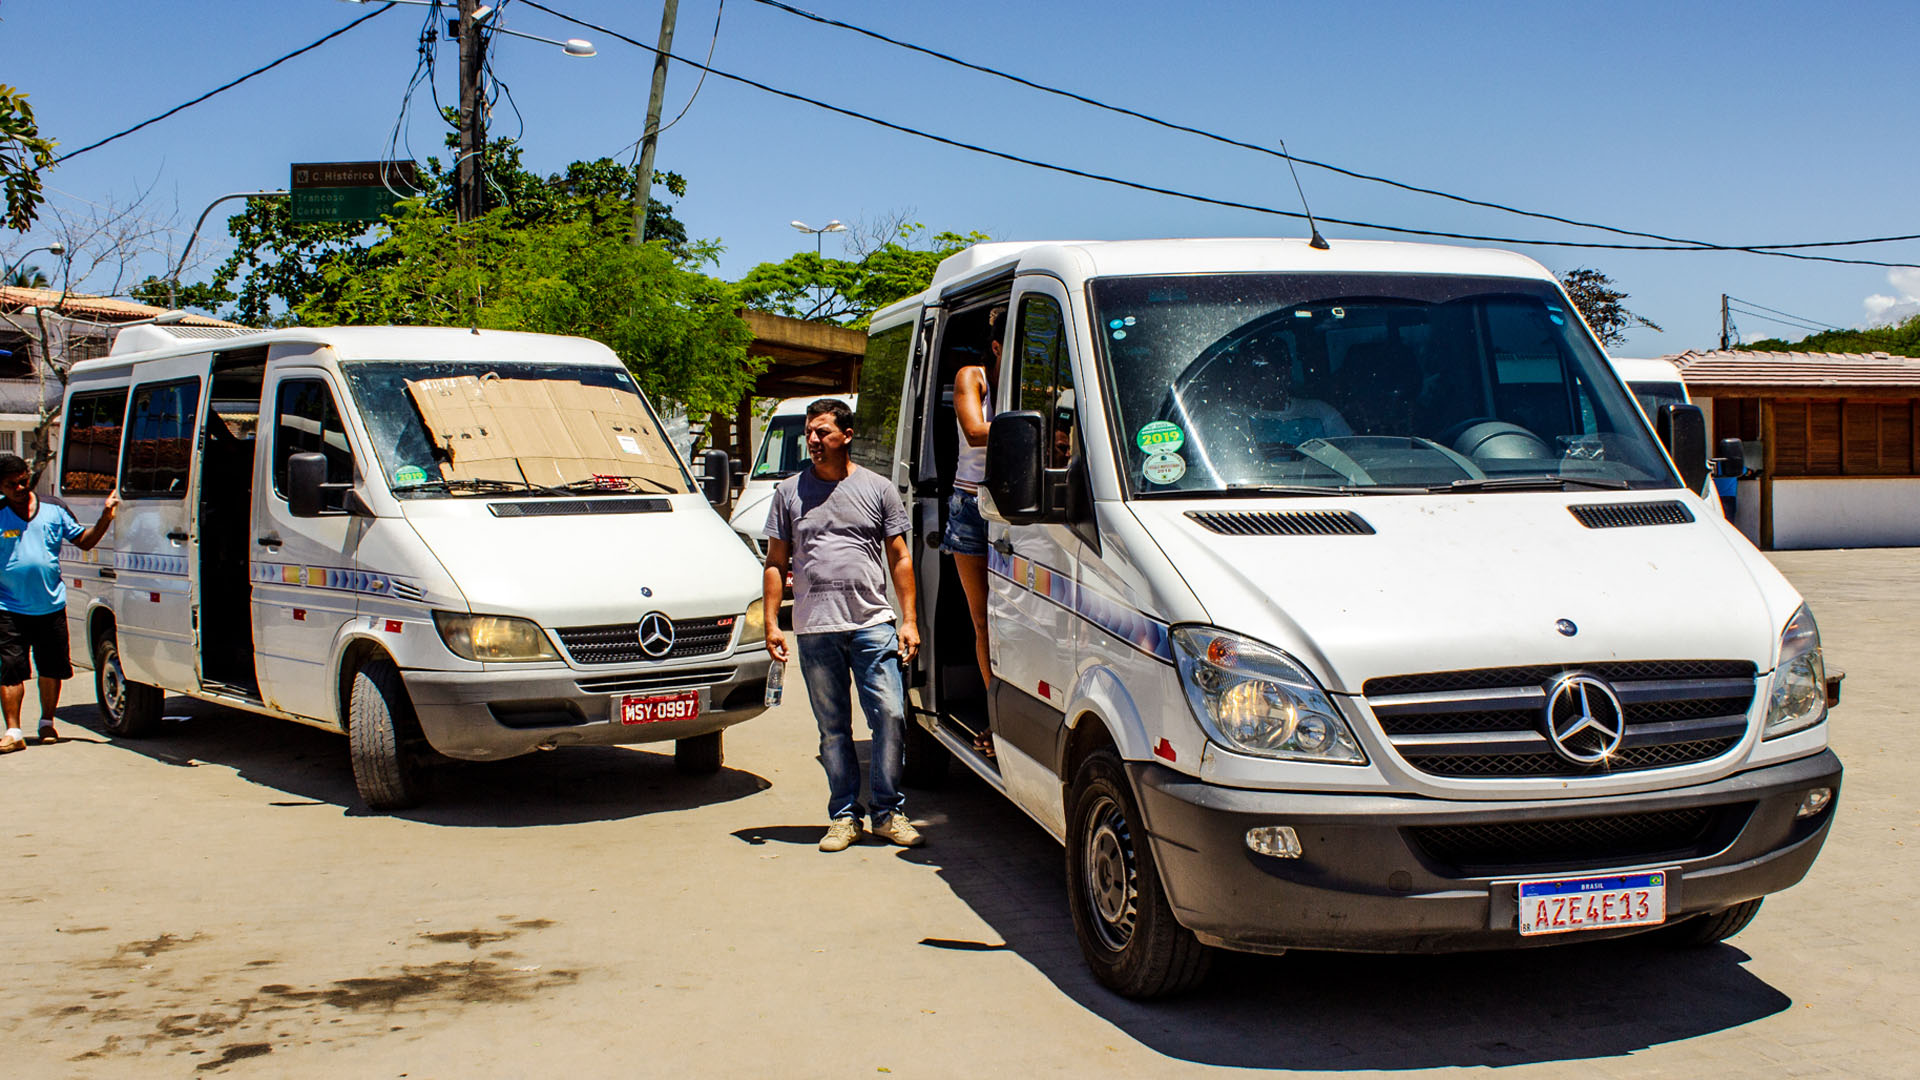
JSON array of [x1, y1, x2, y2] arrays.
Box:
[[0, 84, 56, 232], [1557, 267, 1663, 348], [1740, 313, 1920, 358], [738, 223, 988, 328]]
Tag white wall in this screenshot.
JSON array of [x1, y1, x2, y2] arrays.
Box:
[[1770, 477, 1920, 550]]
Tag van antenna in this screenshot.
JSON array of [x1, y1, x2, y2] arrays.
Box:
[[1279, 138, 1330, 250]]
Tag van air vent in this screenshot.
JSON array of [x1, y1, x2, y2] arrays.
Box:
[[1184, 509, 1375, 537], [1569, 501, 1694, 529], [489, 498, 672, 518]]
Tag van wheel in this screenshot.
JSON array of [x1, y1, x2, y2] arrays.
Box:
[[902, 718, 949, 788], [348, 656, 424, 812], [1655, 898, 1763, 947], [674, 731, 724, 775], [1065, 748, 1211, 998], [94, 633, 163, 737]]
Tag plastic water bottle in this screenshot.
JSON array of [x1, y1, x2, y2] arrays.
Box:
[[764, 659, 785, 707]]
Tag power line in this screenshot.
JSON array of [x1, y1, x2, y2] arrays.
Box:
[[518, 0, 1919, 268], [1726, 305, 1838, 337], [743, 0, 1920, 258], [1724, 296, 1842, 332], [621, 0, 727, 166], [50, 4, 399, 166]]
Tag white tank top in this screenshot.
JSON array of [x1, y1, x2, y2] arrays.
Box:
[[954, 377, 996, 493]]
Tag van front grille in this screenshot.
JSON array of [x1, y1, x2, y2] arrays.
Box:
[[555, 616, 736, 665], [1406, 805, 1743, 873]]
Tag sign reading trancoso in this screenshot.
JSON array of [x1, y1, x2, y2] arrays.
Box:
[[290, 161, 421, 224]]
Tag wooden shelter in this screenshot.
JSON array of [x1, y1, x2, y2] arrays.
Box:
[[703, 310, 867, 466]]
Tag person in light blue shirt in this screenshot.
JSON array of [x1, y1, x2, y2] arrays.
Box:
[[0, 454, 119, 753]]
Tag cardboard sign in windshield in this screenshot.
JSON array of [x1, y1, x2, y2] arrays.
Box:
[[404, 375, 684, 492]]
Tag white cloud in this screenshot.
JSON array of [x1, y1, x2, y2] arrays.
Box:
[[1864, 267, 1920, 326]]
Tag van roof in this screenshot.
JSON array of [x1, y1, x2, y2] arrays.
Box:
[[873, 237, 1560, 324], [1609, 356, 1686, 383], [73, 324, 620, 373]]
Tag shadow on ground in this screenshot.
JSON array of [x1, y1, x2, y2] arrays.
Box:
[[886, 764, 1792, 1070], [52, 697, 769, 827]]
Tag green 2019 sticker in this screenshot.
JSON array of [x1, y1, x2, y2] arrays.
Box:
[[392, 464, 430, 487], [1135, 420, 1185, 454]]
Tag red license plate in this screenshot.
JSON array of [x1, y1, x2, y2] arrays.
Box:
[[616, 691, 700, 725]]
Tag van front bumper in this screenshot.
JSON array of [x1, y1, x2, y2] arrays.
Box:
[[401, 653, 774, 761], [1129, 748, 1841, 955]]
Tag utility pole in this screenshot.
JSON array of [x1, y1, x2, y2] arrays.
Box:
[[457, 0, 489, 222], [631, 0, 680, 244], [1720, 293, 1730, 351]]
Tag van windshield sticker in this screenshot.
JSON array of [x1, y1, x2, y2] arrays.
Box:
[[1142, 452, 1186, 485], [1135, 420, 1185, 454], [392, 464, 429, 487]]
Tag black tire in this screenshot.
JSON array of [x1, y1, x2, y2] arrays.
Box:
[[1065, 747, 1212, 998], [901, 717, 949, 788], [93, 632, 163, 738], [348, 655, 424, 812], [674, 730, 724, 775], [1656, 898, 1763, 947]]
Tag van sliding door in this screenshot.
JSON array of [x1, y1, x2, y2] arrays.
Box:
[[115, 356, 212, 691]]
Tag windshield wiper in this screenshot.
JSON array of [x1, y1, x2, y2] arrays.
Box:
[[1440, 474, 1632, 492], [1218, 483, 1434, 496], [390, 477, 534, 495], [546, 475, 679, 495]]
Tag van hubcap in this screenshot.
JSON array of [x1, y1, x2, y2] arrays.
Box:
[[101, 652, 126, 721], [1083, 794, 1138, 951]]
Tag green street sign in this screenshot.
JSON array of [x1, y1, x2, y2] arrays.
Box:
[[289, 161, 420, 225]]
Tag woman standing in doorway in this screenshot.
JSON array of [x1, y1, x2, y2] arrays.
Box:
[[946, 306, 1003, 756]]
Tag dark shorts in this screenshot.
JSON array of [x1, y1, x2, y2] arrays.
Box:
[[0, 609, 73, 685], [941, 489, 989, 557]]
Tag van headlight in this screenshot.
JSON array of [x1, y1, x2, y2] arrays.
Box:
[[739, 599, 767, 645], [433, 612, 559, 662], [1171, 627, 1366, 763], [1763, 604, 1826, 738]]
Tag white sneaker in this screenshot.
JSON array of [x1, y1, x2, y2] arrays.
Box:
[[872, 812, 924, 848], [819, 817, 863, 852]]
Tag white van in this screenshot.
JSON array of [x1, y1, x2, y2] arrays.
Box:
[[855, 239, 1842, 997], [727, 393, 857, 556], [59, 325, 772, 810]]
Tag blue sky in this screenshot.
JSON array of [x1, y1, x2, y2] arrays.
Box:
[[5, 0, 1916, 355]]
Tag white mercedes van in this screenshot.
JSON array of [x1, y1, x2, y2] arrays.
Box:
[[59, 325, 772, 810], [855, 239, 1842, 997], [727, 393, 857, 557]]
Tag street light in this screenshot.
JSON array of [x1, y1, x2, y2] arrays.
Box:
[[3, 242, 65, 287], [790, 219, 847, 258], [334, 0, 593, 54]]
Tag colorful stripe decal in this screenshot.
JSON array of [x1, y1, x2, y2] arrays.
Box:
[[251, 562, 420, 599], [988, 546, 1173, 663], [117, 552, 189, 576]]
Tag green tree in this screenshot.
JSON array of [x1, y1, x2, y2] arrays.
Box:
[[1557, 267, 1663, 348], [0, 84, 56, 232], [1740, 313, 1920, 358], [738, 223, 988, 328], [5, 261, 47, 287]]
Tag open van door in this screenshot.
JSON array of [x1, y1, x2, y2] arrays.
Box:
[[113, 354, 211, 691]]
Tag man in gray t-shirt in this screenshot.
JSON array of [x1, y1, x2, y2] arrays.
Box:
[[763, 399, 922, 852]]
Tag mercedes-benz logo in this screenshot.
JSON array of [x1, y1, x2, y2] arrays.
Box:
[[636, 612, 675, 658], [1541, 672, 1625, 764]]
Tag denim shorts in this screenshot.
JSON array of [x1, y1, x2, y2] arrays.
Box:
[[941, 488, 988, 556]]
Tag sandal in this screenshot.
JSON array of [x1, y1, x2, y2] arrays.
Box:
[[0, 735, 24, 754], [37, 724, 59, 744], [972, 731, 995, 758]]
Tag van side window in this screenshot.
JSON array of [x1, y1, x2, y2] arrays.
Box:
[[61, 389, 128, 495], [121, 378, 201, 497], [852, 321, 912, 473], [273, 378, 354, 507], [1015, 295, 1078, 466]]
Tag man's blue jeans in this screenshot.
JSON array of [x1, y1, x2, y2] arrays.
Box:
[[796, 622, 906, 822]]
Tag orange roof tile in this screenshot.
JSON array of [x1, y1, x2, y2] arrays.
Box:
[[1660, 348, 1920, 391], [0, 285, 238, 327]]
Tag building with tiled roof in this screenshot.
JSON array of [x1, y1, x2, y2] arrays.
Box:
[[1660, 348, 1920, 550]]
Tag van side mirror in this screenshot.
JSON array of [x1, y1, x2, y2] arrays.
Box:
[[288, 452, 360, 517], [1656, 403, 1710, 494], [1714, 437, 1745, 479], [700, 449, 731, 506], [984, 412, 1047, 524]]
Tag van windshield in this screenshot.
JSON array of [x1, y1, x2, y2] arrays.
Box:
[[339, 360, 693, 498], [752, 413, 810, 479], [1089, 273, 1679, 497]]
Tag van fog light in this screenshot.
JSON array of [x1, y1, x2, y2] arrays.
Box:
[[1796, 787, 1833, 818], [1246, 826, 1302, 859]]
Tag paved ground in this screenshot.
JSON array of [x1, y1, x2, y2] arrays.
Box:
[[4, 548, 1916, 1078]]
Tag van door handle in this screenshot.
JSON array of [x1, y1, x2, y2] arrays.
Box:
[[97, 568, 117, 580], [166, 530, 189, 543], [256, 536, 283, 549], [992, 537, 1014, 556]]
